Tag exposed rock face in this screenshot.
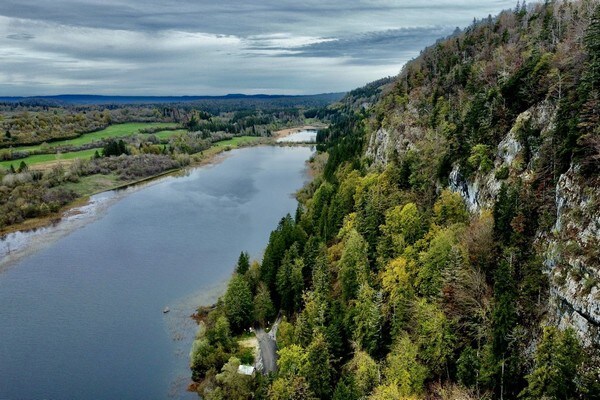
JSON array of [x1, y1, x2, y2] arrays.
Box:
[[446, 103, 555, 213], [370, 99, 600, 347], [545, 166, 600, 346], [366, 128, 390, 165], [497, 128, 522, 167], [448, 165, 501, 213], [448, 144, 600, 346], [451, 105, 599, 347]]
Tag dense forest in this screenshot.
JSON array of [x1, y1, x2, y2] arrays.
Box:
[[190, 1, 600, 399]]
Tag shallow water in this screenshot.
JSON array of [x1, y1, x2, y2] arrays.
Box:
[[0, 146, 313, 400], [276, 129, 317, 143]]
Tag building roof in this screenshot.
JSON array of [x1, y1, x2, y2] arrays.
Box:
[[237, 365, 255, 376]]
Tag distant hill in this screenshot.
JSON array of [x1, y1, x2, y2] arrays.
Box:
[[0, 93, 345, 106]]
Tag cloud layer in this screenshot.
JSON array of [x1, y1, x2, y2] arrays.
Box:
[[0, 1, 515, 95]]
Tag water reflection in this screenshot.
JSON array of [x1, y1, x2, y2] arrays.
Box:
[[0, 146, 312, 400], [276, 129, 318, 143]]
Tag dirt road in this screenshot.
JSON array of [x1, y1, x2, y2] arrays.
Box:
[[255, 318, 281, 374]]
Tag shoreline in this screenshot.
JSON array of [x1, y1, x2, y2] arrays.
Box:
[[1, 127, 320, 238], [0, 142, 252, 270], [273, 123, 326, 139], [0, 132, 314, 269], [0, 140, 316, 399], [0, 137, 268, 238]]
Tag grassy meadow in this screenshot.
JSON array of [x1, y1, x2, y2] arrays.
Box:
[[1, 134, 263, 170], [0, 149, 99, 169], [1, 123, 184, 168], [14, 122, 178, 152]]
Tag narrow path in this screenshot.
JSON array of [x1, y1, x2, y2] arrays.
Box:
[[255, 318, 281, 374]]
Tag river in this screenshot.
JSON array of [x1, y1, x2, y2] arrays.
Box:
[[0, 146, 313, 399], [276, 129, 317, 143]]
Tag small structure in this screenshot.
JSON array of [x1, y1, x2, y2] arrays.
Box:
[[237, 365, 255, 376]]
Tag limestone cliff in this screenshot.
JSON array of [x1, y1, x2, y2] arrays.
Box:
[[546, 166, 600, 346], [366, 87, 600, 348], [360, 1, 600, 349]]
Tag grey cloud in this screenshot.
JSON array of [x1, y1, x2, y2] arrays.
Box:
[[0, 1, 515, 36], [6, 32, 35, 40], [0, 0, 516, 95], [257, 27, 455, 65]]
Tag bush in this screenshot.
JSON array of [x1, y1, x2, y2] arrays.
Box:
[[495, 164, 509, 180]]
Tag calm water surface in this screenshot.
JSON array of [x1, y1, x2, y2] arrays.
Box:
[[276, 129, 317, 143], [0, 146, 313, 400]]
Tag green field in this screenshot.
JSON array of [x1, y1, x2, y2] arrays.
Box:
[[1, 135, 262, 170], [61, 174, 122, 197], [16, 122, 178, 152], [0, 149, 98, 169], [153, 129, 187, 140]]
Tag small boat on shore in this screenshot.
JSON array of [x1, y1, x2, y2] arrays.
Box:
[[163, 307, 170, 314]]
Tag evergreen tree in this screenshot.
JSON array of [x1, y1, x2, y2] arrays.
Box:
[[102, 139, 129, 157], [290, 258, 305, 312], [339, 229, 369, 301], [332, 376, 358, 400], [493, 184, 517, 245], [302, 332, 332, 399], [311, 251, 331, 302], [417, 228, 463, 298], [186, 113, 200, 131], [17, 161, 27, 173], [578, 4, 600, 173], [352, 283, 382, 356], [253, 283, 275, 326], [224, 274, 253, 333], [492, 257, 517, 357], [276, 244, 303, 313], [521, 327, 582, 399], [457, 346, 480, 388], [261, 214, 305, 297], [347, 350, 379, 397], [583, 5, 600, 94], [236, 251, 250, 275], [303, 236, 323, 282], [414, 299, 455, 375]]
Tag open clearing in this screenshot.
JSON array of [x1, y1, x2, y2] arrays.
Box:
[[0, 149, 98, 169], [1, 123, 184, 169], [12, 122, 179, 152], [1, 135, 263, 170]]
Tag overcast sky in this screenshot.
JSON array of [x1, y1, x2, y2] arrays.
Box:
[[0, 1, 515, 96]]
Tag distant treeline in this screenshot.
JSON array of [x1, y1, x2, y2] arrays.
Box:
[[0, 92, 344, 106], [0, 93, 344, 148]]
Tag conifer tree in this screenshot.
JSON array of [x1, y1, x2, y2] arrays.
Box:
[[521, 327, 582, 399], [302, 332, 332, 399], [236, 251, 250, 275], [224, 274, 253, 333]]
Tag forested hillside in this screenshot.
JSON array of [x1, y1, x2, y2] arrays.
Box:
[[190, 1, 600, 399]]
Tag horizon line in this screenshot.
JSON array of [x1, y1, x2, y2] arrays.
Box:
[[0, 92, 346, 99]]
